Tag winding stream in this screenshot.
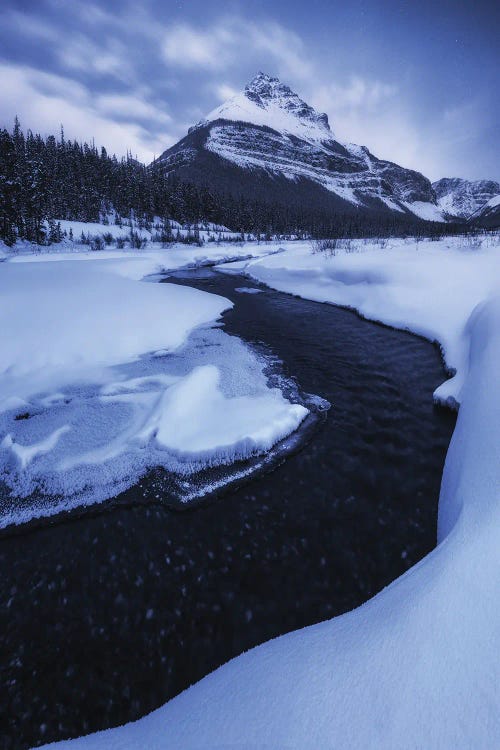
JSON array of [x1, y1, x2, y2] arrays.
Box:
[[0, 268, 456, 749]]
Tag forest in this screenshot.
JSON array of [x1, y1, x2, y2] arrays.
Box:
[[0, 119, 470, 245]]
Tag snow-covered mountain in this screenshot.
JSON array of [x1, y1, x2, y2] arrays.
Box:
[[432, 177, 500, 219], [202, 73, 334, 145], [157, 73, 444, 223], [468, 194, 500, 228]]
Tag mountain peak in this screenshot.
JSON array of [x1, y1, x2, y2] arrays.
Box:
[[201, 73, 334, 144], [243, 72, 330, 130], [244, 72, 285, 102]]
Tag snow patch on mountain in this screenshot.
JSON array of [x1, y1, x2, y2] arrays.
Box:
[[402, 200, 445, 222], [205, 124, 362, 205], [468, 193, 500, 227], [433, 177, 500, 219], [201, 72, 334, 146], [159, 72, 444, 220]]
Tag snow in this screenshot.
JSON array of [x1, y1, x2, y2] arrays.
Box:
[[57, 219, 149, 240], [222, 236, 500, 406], [380, 195, 405, 212], [468, 194, 500, 223], [133, 364, 306, 460], [0, 260, 225, 397], [206, 124, 363, 206], [433, 178, 500, 219], [34, 217, 243, 246], [203, 81, 334, 147], [41, 234, 500, 750], [4, 241, 271, 275], [487, 194, 500, 208], [0, 247, 307, 527], [403, 200, 445, 222]]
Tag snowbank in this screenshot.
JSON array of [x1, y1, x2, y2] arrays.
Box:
[[0, 259, 226, 410], [0, 251, 307, 527], [4, 237, 282, 285], [42, 236, 500, 749], [130, 364, 306, 461], [222, 236, 500, 406]]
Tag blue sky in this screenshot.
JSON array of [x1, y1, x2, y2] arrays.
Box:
[[0, 0, 498, 181]]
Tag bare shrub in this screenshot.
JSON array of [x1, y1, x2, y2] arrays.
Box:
[[311, 238, 340, 256], [461, 233, 482, 251]]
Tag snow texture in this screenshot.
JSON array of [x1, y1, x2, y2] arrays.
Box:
[[402, 200, 445, 222], [40, 234, 500, 749], [223, 236, 500, 406], [182, 73, 440, 216], [202, 72, 334, 146], [52, 218, 242, 244], [0, 248, 307, 527], [433, 177, 500, 219]]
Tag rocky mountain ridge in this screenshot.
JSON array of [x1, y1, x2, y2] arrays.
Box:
[[432, 177, 500, 219], [156, 73, 494, 226]]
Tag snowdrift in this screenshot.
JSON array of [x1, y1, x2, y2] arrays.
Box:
[[0, 250, 307, 527]]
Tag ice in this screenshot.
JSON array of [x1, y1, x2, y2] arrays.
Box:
[[145, 365, 306, 459], [2, 426, 70, 470], [235, 286, 263, 294], [0, 251, 308, 527]]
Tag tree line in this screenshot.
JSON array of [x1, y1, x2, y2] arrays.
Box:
[[0, 118, 471, 246]]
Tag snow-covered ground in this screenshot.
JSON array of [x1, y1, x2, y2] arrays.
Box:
[[40, 233, 500, 749], [54, 217, 243, 243], [0, 245, 306, 528], [221, 235, 500, 406]]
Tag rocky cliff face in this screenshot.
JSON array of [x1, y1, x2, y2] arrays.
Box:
[[433, 177, 500, 219], [157, 73, 443, 222], [468, 195, 500, 228]]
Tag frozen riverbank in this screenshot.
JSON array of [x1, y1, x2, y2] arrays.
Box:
[[43, 236, 500, 749], [0, 249, 307, 527], [0, 264, 456, 749], [220, 235, 500, 407]]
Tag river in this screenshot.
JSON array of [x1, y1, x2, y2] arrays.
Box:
[[0, 268, 456, 748]]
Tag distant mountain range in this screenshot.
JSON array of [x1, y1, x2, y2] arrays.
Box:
[[155, 73, 499, 227], [432, 177, 500, 222]]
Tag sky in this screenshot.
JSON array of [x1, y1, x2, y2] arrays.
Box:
[[0, 0, 498, 182]]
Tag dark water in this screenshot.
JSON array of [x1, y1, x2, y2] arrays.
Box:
[[0, 270, 456, 749]]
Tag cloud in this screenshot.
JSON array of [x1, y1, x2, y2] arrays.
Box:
[[57, 34, 137, 84], [312, 77, 397, 112], [161, 18, 313, 81], [1, 2, 493, 181], [0, 63, 175, 161], [306, 75, 491, 180], [96, 93, 172, 125], [0, 9, 59, 42], [163, 24, 229, 70], [212, 83, 239, 102]]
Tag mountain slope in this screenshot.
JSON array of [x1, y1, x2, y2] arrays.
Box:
[[433, 177, 500, 219], [468, 195, 500, 228], [156, 73, 444, 224]]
